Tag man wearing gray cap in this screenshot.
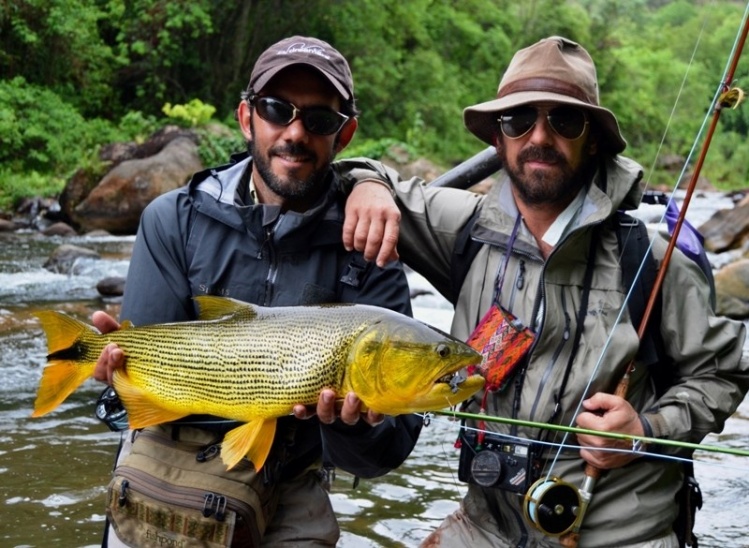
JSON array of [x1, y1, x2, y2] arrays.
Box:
[[92, 36, 422, 547], [344, 36, 748, 547]]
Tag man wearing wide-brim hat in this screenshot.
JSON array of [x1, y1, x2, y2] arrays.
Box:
[[343, 35, 748, 547]]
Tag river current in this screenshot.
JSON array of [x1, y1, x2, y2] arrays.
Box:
[[1, 196, 747, 547]]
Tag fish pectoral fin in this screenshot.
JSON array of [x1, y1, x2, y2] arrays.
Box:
[[32, 360, 93, 417], [112, 371, 187, 429], [221, 419, 277, 472]]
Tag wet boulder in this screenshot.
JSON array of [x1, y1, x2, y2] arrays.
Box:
[[97, 276, 126, 297], [43, 244, 100, 274], [70, 135, 202, 234], [700, 198, 749, 253], [0, 219, 18, 232], [42, 222, 77, 237], [714, 258, 749, 319]]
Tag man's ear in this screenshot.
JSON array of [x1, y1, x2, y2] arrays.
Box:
[[237, 100, 253, 141], [335, 118, 358, 152]]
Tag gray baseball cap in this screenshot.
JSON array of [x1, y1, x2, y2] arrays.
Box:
[[248, 36, 354, 101]]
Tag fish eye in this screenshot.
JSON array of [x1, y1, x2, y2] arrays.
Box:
[[436, 343, 451, 358]]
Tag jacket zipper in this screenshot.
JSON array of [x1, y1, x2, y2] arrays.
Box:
[[259, 225, 277, 305]]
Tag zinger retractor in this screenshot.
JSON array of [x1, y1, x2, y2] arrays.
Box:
[[522, 476, 582, 536]]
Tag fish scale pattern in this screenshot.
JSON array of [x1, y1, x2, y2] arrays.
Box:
[[105, 305, 371, 419]]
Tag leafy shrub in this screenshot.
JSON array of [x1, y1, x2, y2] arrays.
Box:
[[0, 77, 124, 175], [163, 99, 217, 127], [340, 137, 417, 163], [195, 126, 245, 167], [0, 169, 65, 211]]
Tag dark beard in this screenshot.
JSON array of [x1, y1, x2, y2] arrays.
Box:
[[499, 144, 589, 206], [247, 120, 336, 203]]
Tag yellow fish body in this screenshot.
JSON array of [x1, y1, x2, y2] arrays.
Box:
[[33, 296, 483, 471]]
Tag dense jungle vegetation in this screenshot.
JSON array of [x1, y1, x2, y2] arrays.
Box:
[[1, 0, 748, 211]]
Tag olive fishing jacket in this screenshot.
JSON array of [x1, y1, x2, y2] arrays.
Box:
[[120, 152, 421, 481], [342, 155, 749, 546]]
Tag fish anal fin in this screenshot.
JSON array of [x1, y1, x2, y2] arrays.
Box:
[[194, 296, 258, 321], [32, 360, 94, 417], [112, 371, 187, 428], [221, 419, 277, 471]]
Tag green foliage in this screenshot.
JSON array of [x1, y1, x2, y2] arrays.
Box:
[[2, 0, 749, 210], [0, 169, 66, 211], [0, 76, 119, 174], [112, 0, 215, 114], [163, 99, 216, 127], [340, 137, 418, 163], [194, 126, 245, 168], [0, 0, 123, 117]]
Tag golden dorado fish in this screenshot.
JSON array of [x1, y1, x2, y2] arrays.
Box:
[[33, 296, 483, 471]]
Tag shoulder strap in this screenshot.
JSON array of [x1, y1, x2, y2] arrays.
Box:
[[615, 212, 664, 371], [450, 209, 483, 306]]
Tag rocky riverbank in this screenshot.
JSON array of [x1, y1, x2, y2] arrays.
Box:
[[2, 127, 749, 318]]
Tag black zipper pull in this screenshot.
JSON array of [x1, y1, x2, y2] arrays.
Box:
[[214, 495, 227, 522], [196, 443, 220, 462], [118, 480, 129, 507], [202, 493, 215, 517]]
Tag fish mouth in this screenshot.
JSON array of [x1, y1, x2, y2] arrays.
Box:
[[437, 370, 481, 394]]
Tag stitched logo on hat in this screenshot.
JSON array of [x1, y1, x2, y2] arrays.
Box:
[[277, 42, 331, 60]]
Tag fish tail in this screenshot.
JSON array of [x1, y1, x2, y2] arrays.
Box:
[[32, 311, 100, 417]]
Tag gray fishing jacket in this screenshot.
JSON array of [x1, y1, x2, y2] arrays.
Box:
[[342, 155, 749, 546], [120, 152, 421, 481]]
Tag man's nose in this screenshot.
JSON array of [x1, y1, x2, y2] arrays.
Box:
[[281, 116, 309, 142], [527, 112, 555, 144]]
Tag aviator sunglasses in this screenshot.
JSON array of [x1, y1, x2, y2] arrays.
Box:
[[248, 95, 350, 135], [498, 105, 589, 140]]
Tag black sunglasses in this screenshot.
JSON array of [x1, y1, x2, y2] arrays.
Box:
[[248, 95, 350, 136], [498, 105, 589, 140]]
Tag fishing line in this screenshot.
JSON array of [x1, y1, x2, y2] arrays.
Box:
[[423, 410, 749, 459], [419, 412, 749, 475]]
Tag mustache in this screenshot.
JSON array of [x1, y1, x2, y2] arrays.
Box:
[[517, 146, 566, 165], [269, 142, 316, 162]]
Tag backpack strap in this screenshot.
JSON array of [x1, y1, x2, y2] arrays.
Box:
[[450, 209, 483, 306], [615, 212, 664, 374]]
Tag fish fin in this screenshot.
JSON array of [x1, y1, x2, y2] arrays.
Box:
[[221, 419, 277, 471], [120, 320, 134, 329], [34, 310, 96, 355], [32, 361, 94, 417], [32, 311, 99, 417], [194, 295, 258, 321], [112, 371, 187, 428]]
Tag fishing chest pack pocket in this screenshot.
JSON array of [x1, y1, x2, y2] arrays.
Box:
[[106, 425, 279, 548]]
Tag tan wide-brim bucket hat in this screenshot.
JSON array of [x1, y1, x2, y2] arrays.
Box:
[[464, 36, 626, 153]]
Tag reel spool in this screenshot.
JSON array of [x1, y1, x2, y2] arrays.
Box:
[[523, 477, 582, 536]]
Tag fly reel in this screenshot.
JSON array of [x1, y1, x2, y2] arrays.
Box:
[[522, 476, 582, 536]]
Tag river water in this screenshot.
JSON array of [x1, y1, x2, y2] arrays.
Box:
[[1, 197, 748, 547]]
